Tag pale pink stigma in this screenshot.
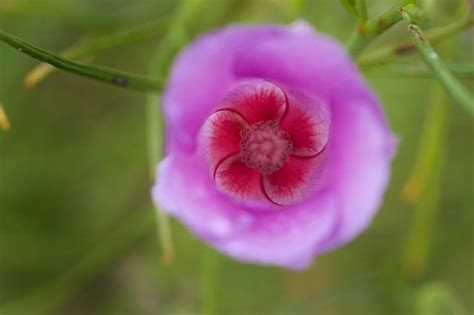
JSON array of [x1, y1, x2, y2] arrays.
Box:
[[240, 120, 293, 175]]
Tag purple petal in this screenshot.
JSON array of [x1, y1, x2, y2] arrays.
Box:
[[321, 101, 396, 248], [153, 152, 337, 269]]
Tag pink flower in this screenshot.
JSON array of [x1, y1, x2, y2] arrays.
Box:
[[152, 22, 396, 269]]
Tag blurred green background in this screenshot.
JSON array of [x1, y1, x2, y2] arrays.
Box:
[[0, 0, 472, 314]]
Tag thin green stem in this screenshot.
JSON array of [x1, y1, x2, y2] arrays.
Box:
[[401, 84, 448, 205], [339, 0, 359, 20], [346, 0, 416, 57], [285, 0, 304, 22], [402, 145, 444, 280], [402, 84, 447, 279], [346, 31, 369, 57], [0, 29, 162, 93], [201, 249, 220, 315], [401, 7, 474, 115], [25, 16, 170, 87], [144, 0, 215, 267], [356, 0, 368, 23], [68, 18, 170, 57], [359, 10, 474, 66], [364, 63, 474, 78], [146, 93, 175, 265]]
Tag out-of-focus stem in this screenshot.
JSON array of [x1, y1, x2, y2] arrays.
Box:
[[285, 0, 304, 21], [359, 10, 474, 66], [144, 0, 212, 266], [356, 0, 368, 23], [25, 16, 170, 87], [402, 148, 444, 280], [401, 85, 447, 279], [146, 93, 175, 265], [401, 85, 448, 205], [363, 62, 474, 78], [339, 0, 360, 20], [401, 6, 474, 115], [0, 29, 162, 92], [201, 249, 220, 315]]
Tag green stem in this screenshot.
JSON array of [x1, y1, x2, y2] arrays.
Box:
[[25, 16, 170, 86], [359, 10, 474, 66], [144, 0, 214, 267], [0, 29, 162, 93], [355, 0, 368, 23], [201, 249, 220, 315], [339, 0, 360, 20], [346, 31, 369, 57], [401, 85, 447, 280], [146, 93, 175, 265], [364, 62, 474, 78], [401, 8, 474, 115], [285, 0, 304, 22], [346, 0, 416, 56], [401, 84, 448, 205]]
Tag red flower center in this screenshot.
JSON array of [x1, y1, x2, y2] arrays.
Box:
[[199, 80, 330, 206], [240, 120, 293, 175]]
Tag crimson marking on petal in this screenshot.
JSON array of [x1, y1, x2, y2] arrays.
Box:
[[260, 175, 283, 206], [200, 109, 249, 172], [290, 141, 329, 159], [280, 93, 330, 157], [213, 152, 241, 180], [262, 154, 326, 205], [214, 155, 266, 201], [274, 82, 290, 124], [220, 81, 287, 124], [212, 108, 251, 125]]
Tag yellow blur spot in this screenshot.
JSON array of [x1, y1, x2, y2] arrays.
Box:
[[0, 102, 11, 132], [401, 178, 422, 205], [24, 63, 55, 88]]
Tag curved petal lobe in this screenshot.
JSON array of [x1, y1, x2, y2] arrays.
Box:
[[215, 154, 267, 202], [263, 154, 326, 205], [199, 110, 249, 173], [219, 80, 287, 124], [281, 90, 330, 157]]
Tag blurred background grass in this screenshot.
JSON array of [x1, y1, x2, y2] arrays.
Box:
[[0, 0, 472, 314]]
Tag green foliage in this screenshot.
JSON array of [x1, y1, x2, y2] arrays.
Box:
[[415, 283, 467, 315]]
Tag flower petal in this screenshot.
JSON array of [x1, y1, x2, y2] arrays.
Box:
[[320, 102, 396, 249], [153, 152, 337, 269], [233, 22, 377, 108], [280, 90, 330, 157], [214, 154, 267, 202], [161, 25, 288, 151], [219, 196, 337, 269], [218, 80, 287, 124], [263, 154, 326, 205], [153, 153, 253, 240], [199, 109, 249, 173]]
